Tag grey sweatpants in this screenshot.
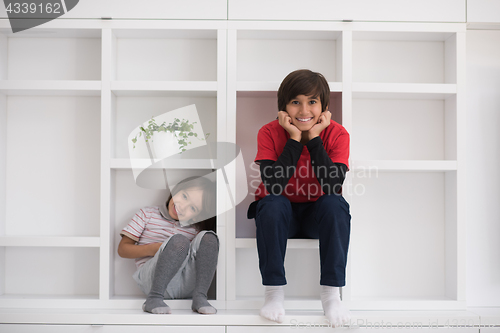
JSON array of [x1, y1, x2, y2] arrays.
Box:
[[133, 230, 216, 299]]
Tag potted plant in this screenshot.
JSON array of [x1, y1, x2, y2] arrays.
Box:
[[131, 117, 209, 159]]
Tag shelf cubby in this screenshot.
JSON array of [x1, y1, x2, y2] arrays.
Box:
[[0, 246, 99, 299], [110, 168, 217, 300], [349, 170, 460, 309], [1, 95, 101, 238], [352, 31, 458, 84], [111, 29, 217, 82], [236, 30, 343, 83], [111, 92, 217, 161], [0, 28, 101, 81], [0, 81, 101, 96], [234, 91, 343, 238], [351, 96, 457, 162], [235, 248, 321, 306]]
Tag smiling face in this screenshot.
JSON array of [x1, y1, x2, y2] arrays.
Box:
[[285, 94, 323, 132], [168, 187, 204, 223]]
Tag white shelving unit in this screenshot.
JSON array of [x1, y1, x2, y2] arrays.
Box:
[[0, 17, 467, 323], [228, 21, 466, 311], [105, 21, 228, 310], [0, 19, 227, 310], [0, 23, 102, 308], [348, 26, 466, 310]]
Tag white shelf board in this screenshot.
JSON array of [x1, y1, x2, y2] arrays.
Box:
[[112, 29, 218, 39], [0, 26, 102, 38], [230, 21, 465, 34], [227, 291, 468, 312], [0, 308, 313, 326], [0, 308, 480, 326], [236, 28, 343, 40], [353, 31, 457, 42], [352, 83, 456, 99], [351, 160, 458, 172], [110, 81, 217, 96], [237, 81, 342, 92], [349, 22, 466, 34], [107, 298, 224, 310], [235, 238, 319, 249], [0, 80, 101, 96], [0, 295, 101, 310], [111, 158, 215, 170], [228, 298, 323, 311], [0, 18, 227, 32], [0, 236, 100, 247], [0, 297, 220, 310], [348, 298, 468, 311]]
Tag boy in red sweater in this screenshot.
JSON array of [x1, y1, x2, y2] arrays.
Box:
[[248, 69, 351, 326]]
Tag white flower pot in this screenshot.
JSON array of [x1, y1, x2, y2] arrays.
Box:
[[152, 131, 181, 159]]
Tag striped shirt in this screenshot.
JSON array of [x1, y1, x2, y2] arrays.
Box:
[[120, 206, 199, 268]]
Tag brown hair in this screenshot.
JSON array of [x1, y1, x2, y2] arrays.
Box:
[[166, 176, 216, 232], [277, 69, 330, 112]]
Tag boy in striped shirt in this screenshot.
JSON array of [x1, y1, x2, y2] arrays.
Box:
[[118, 177, 218, 315]]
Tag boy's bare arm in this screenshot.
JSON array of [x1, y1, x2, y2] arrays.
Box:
[[117, 235, 162, 259]]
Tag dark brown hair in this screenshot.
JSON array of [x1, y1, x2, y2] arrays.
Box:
[[166, 176, 216, 232], [277, 69, 330, 112]]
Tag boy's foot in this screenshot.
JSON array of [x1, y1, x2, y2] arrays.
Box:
[[192, 297, 217, 314], [260, 286, 285, 323], [142, 298, 171, 314], [320, 286, 351, 327]]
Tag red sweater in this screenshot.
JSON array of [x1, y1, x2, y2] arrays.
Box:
[[254, 119, 350, 203]]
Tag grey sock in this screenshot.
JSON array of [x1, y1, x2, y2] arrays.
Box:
[[143, 234, 190, 314], [191, 233, 219, 314]]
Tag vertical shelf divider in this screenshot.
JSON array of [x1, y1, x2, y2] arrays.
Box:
[[100, 28, 113, 302], [455, 31, 467, 303], [216, 27, 228, 306], [444, 32, 459, 304], [0, 32, 7, 297], [0, 99, 4, 289], [225, 28, 238, 303], [340, 28, 353, 305]]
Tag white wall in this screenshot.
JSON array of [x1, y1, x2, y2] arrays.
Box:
[[466, 30, 500, 307]]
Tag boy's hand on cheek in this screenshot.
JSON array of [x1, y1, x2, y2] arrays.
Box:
[[308, 111, 331, 140], [278, 111, 302, 142]]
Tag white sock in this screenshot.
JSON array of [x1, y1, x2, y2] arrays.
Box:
[[260, 286, 285, 323], [320, 286, 351, 327]]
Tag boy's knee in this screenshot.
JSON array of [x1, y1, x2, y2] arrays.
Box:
[[167, 234, 190, 254], [255, 195, 292, 226], [201, 232, 219, 250], [257, 195, 291, 212], [317, 194, 348, 211]]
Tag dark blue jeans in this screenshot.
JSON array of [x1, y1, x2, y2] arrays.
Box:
[[252, 194, 351, 287]]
